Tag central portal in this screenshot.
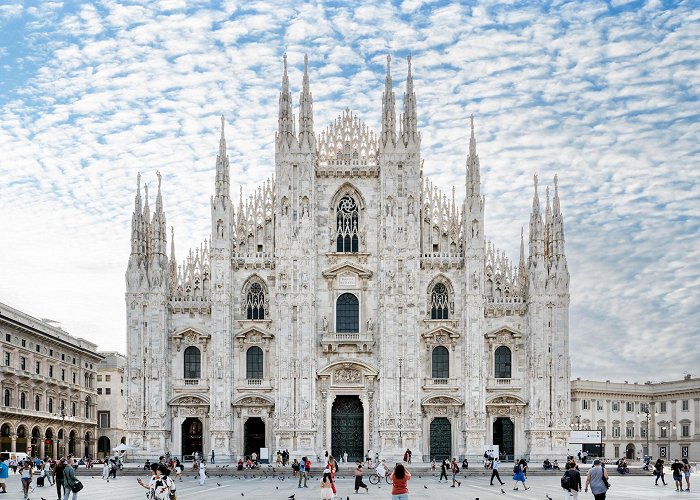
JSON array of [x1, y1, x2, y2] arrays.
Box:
[[493, 417, 514, 460], [332, 395, 363, 461], [244, 417, 265, 458], [429, 417, 451, 461], [181, 418, 203, 458]]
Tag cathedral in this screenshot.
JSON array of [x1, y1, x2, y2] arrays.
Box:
[[124, 55, 571, 463]]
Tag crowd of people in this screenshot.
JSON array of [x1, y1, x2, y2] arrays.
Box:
[[0, 454, 85, 500]]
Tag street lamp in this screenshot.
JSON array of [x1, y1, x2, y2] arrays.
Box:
[[660, 422, 676, 459], [571, 415, 582, 430], [636, 407, 657, 458]]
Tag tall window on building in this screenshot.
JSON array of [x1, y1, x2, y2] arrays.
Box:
[[3, 389, 10, 407], [20, 392, 26, 409], [336, 196, 359, 253], [336, 293, 359, 333], [583, 400, 590, 410], [430, 283, 449, 319], [184, 346, 201, 379], [682, 400, 689, 411], [626, 402, 634, 412], [35, 395, 40, 411], [98, 411, 110, 429], [85, 397, 91, 419], [246, 346, 263, 379], [72, 402, 76, 417], [48, 398, 53, 413], [431, 346, 449, 379], [245, 282, 265, 320], [659, 402, 667, 413], [612, 401, 620, 412], [494, 346, 512, 379]]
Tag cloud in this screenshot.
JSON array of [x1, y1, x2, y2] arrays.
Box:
[[0, 0, 698, 383]]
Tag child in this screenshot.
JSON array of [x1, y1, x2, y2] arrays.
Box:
[[320, 470, 333, 499]]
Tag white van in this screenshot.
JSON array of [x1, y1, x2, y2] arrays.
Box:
[[0, 451, 29, 462]]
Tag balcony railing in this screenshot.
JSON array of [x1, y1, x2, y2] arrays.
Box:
[[422, 378, 459, 390], [184, 379, 199, 386], [246, 379, 262, 386]]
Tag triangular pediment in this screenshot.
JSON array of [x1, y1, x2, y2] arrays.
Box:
[[484, 325, 522, 339], [422, 326, 460, 340], [171, 327, 211, 351], [322, 261, 373, 279], [235, 326, 274, 341]]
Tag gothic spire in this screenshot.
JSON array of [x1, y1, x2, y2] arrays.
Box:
[[466, 115, 481, 200], [130, 173, 143, 256], [528, 174, 544, 262], [151, 171, 167, 257], [277, 53, 294, 148], [545, 185, 552, 261], [381, 54, 396, 148], [143, 182, 152, 258], [553, 174, 566, 257], [214, 115, 230, 201], [401, 55, 419, 145], [169, 226, 177, 287], [298, 54, 315, 151]]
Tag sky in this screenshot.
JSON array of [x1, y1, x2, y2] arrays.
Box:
[[0, 0, 698, 383]]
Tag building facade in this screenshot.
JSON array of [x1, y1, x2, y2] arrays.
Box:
[[96, 351, 127, 458], [571, 377, 700, 461], [124, 56, 572, 462], [0, 301, 102, 459]]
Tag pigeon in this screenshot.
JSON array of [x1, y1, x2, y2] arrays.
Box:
[[276, 486, 279, 489], [501, 488, 506, 494], [217, 483, 221, 486], [424, 485, 428, 489], [241, 494, 244, 497], [546, 496, 553, 500], [288, 495, 295, 499]]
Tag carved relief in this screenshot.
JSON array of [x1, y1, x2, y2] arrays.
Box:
[[333, 368, 361, 384]]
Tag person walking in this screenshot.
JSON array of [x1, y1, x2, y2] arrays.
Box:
[[561, 461, 582, 500], [210, 450, 215, 464], [353, 461, 368, 494], [450, 457, 461, 487], [654, 458, 667, 485], [54, 458, 66, 500], [326, 455, 338, 496], [174, 458, 183, 482], [584, 459, 609, 500], [438, 458, 448, 482], [62, 458, 80, 500], [682, 458, 691, 492], [198, 459, 207, 486], [490, 457, 505, 486], [390, 462, 411, 500], [0, 458, 8, 494], [512, 459, 529, 490], [298, 456, 308, 488], [671, 459, 684, 492], [320, 468, 334, 499], [101, 460, 109, 480], [407, 449, 412, 464], [19, 460, 32, 500]]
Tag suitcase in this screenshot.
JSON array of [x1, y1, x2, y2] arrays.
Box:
[[37, 475, 45, 487]]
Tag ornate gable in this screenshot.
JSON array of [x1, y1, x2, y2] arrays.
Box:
[[171, 327, 211, 352], [235, 326, 274, 351]]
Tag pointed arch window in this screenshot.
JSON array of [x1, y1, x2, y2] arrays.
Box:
[[336, 195, 359, 253], [184, 346, 201, 379], [432, 346, 449, 379], [246, 346, 263, 379], [246, 282, 265, 320], [336, 293, 359, 333], [430, 283, 449, 319], [494, 346, 512, 379]]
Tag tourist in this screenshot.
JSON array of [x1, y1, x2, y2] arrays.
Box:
[[276, 450, 282, 467], [320, 468, 333, 499], [138, 464, 175, 500], [654, 458, 667, 485], [198, 459, 207, 486], [376, 459, 387, 480], [342, 451, 348, 464], [19, 460, 32, 499], [562, 461, 582, 500], [390, 462, 411, 500], [671, 459, 684, 492], [0, 458, 8, 493], [430, 458, 436, 471], [353, 461, 368, 493], [438, 458, 449, 482], [174, 458, 183, 481], [326, 455, 338, 496], [210, 449, 215, 464], [462, 457, 469, 469], [407, 449, 412, 464], [490, 457, 504, 486], [553, 459, 560, 470], [682, 458, 691, 492], [61, 458, 81, 500], [450, 457, 461, 487], [101, 460, 109, 480], [584, 459, 609, 500], [512, 459, 529, 491], [543, 458, 553, 470], [298, 456, 308, 488], [54, 458, 66, 500]]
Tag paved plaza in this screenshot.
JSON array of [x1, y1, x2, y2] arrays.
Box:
[[2, 468, 697, 500]]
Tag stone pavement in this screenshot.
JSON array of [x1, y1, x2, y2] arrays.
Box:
[[3, 470, 697, 500]]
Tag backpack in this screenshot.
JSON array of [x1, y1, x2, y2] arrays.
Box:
[[561, 473, 570, 490], [513, 464, 520, 473], [454, 465, 460, 473]]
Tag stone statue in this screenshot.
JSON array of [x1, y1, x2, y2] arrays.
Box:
[[366, 317, 374, 332], [322, 316, 328, 332]]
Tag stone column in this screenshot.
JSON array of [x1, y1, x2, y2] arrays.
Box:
[[11, 435, 16, 453], [40, 439, 45, 458]]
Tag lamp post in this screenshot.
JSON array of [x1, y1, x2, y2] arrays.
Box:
[[571, 415, 582, 430], [660, 423, 676, 459], [636, 407, 656, 458]]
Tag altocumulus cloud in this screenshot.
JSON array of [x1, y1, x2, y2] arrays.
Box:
[[0, 0, 698, 382]]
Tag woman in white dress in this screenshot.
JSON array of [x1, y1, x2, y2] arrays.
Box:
[[198, 460, 207, 486]]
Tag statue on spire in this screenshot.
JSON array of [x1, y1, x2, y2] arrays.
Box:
[[381, 54, 396, 148]]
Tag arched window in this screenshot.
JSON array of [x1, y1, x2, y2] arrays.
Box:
[[20, 392, 26, 409], [430, 283, 449, 319], [432, 346, 449, 379], [336, 196, 359, 253], [246, 346, 263, 379], [494, 346, 512, 379], [35, 395, 40, 411], [246, 282, 265, 320], [3, 389, 10, 407], [184, 346, 201, 379], [336, 293, 359, 333]]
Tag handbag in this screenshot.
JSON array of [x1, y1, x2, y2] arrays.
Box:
[[71, 479, 84, 493]]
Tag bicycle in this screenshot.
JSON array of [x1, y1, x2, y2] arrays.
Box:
[[368, 469, 393, 485]]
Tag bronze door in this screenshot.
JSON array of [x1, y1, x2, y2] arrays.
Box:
[[332, 395, 363, 461]]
